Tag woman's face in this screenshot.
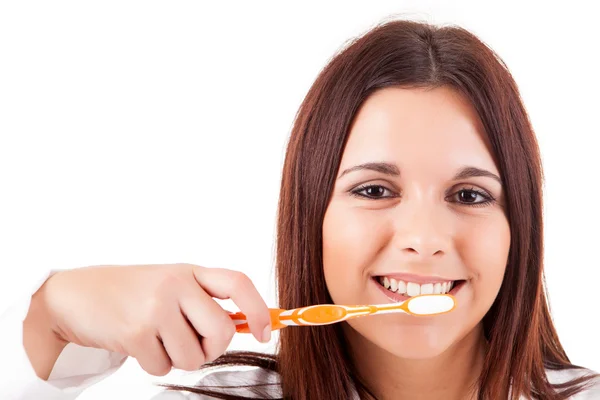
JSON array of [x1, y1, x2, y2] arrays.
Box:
[[322, 86, 510, 359]]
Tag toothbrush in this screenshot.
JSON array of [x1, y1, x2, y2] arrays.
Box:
[[229, 293, 457, 333]]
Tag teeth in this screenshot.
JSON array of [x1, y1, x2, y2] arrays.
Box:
[[406, 282, 420, 296], [397, 280, 406, 294], [378, 277, 456, 297], [421, 283, 433, 294]]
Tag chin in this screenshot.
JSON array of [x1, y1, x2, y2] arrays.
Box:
[[345, 317, 457, 360], [380, 337, 451, 360]]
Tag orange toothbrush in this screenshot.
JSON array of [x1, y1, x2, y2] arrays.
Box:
[[229, 293, 456, 333]]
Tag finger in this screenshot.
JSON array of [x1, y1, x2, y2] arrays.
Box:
[[128, 333, 172, 376], [158, 305, 206, 371], [179, 285, 237, 360], [192, 267, 271, 343]]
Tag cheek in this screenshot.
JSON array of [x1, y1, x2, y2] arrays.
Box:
[[459, 212, 511, 304], [322, 203, 385, 304]]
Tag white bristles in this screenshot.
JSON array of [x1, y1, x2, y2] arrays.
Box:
[[407, 295, 455, 315]]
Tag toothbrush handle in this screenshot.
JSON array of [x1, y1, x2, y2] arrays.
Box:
[[229, 304, 370, 333], [229, 308, 288, 333]]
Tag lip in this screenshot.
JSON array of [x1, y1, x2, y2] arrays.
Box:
[[373, 272, 461, 285], [372, 276, 466, 303]]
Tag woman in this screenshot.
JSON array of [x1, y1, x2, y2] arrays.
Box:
[[3, 18, 599, 400]]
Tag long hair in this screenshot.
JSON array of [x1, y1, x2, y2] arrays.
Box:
[[163, 17, 599, 399]]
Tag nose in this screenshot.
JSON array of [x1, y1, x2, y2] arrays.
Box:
[[393, 199, 450, 261]]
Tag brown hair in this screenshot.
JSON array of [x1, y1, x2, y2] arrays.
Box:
[[163, 17, 599, 399]]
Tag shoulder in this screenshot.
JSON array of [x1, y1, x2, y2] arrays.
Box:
[[194, 367, 282, 399], [545, 367, 600, 399]]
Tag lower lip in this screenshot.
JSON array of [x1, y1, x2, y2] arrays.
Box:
[[372, 277, 466, 303]]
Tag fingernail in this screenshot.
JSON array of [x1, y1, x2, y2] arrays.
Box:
[[261, 325, 271, 343]]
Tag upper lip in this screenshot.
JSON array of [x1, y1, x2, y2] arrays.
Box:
[[373, 273, 463, 284]]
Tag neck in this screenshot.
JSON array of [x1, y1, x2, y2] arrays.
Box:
[[347, 324, 488, 400]]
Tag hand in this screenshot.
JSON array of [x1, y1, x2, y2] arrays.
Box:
[[23, 263, 272, 379]]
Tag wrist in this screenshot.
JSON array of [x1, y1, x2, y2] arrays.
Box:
[[23, 275, 69, 380]]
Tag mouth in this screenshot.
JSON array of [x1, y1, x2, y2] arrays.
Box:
[[372, 275, 467, 302]]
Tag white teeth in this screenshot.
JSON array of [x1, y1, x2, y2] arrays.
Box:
[[378, 277, 456, 297], [397, 280, 407, 294], [406, 282, 421, 296], [421, 283, 433, 294]]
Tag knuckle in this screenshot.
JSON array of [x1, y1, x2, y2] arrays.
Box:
[[208, 323, 236, 362], [136, 354, 172, 377], [231, 271, 252, 291], [206, 314, 236, 340], [155, 271, 182, 294], [122, 326, 151, 350], [142, 296, 169, 322], [178, 353, 204, 371], [147, 362, 171, 376]]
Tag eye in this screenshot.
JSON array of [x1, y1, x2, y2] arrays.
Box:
[[349, 184, 396, 199], [449, 187, 495, 207]]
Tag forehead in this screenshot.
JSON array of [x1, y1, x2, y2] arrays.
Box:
[[341, 86, 497, 176]]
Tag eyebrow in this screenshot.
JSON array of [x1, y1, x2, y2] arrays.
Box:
[[337, 162, 502, 184]]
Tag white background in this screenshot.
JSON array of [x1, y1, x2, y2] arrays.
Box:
[[0, 1, 598, 398]]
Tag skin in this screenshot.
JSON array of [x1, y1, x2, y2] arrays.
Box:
[[322, 86, 511, 400]]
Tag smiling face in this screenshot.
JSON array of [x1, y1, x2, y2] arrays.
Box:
[[322, 86, 510, 360]]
